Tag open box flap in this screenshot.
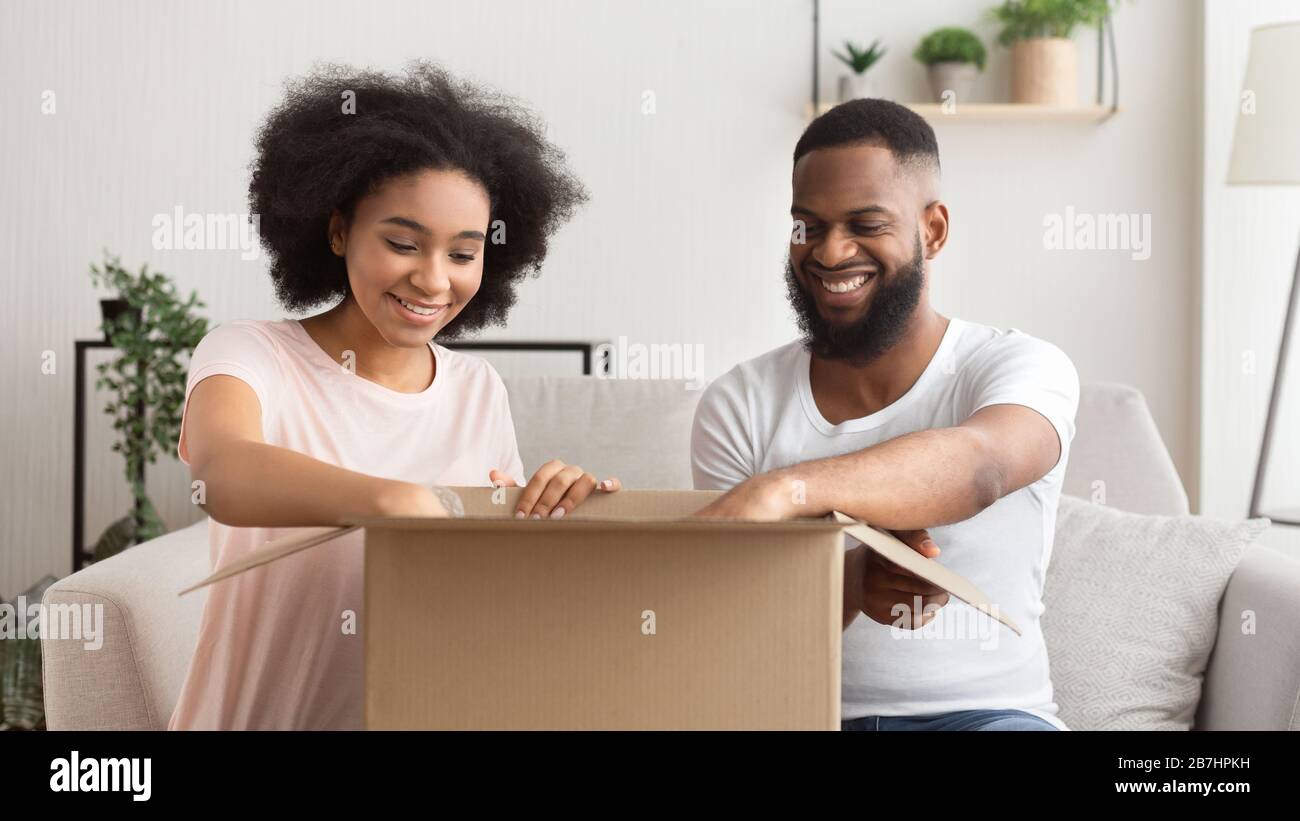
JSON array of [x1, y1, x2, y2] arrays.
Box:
[[179, 487, 1024, 636], [832, 512, 1023, 636], [178, 524, 361, 596]]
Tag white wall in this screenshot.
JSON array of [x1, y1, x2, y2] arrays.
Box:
[[0, 0, 1202, 598], [1200, 0, 1300, 521], [820, 0, 1201, 507]]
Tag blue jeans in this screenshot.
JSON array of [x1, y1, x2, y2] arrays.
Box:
[[841, 709, 1059, 731]]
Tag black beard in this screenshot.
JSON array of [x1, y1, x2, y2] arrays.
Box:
[[785, 235, 925, 366]]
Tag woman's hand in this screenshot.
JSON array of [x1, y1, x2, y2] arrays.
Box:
[[489, 461, 620, 519]]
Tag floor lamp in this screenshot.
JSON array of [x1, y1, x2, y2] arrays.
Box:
[[1230, 22, 1300, 525]]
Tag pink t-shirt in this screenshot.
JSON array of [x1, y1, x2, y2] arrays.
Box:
[[168, 318, 524, 730]]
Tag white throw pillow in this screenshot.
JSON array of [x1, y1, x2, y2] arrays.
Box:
[[1042, 495, 1270, 730]]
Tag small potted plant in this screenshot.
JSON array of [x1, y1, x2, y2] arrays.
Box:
[[992, 0, 1115, 105], [833, 39, 886, 102], [913, 27, 987, 104], [88, 253, 208, 561]]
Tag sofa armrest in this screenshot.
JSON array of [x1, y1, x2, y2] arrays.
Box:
[[40, 588, 156, 730], [40, 519, 210, 730], [1195, 544, 1300, 730]]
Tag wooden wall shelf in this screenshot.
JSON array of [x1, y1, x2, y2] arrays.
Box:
[[807, 2, 1121, 123], [812, 102, 1118, 122]]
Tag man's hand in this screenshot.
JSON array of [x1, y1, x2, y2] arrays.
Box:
[[692, 472, 802, 520], [844, 529, 948, 630], [374, 481, 452, 518], [693, 473, 950, 631]]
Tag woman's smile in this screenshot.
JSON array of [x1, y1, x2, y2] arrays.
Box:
[[386, 291, 450, 324]]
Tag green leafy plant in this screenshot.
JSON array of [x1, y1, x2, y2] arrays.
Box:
[[88, 253, 208, 560], [913, 27, 988, 71], [833, 39, 887, 74], [991, 0, 1114, 46], [0, 576, 56, 731]]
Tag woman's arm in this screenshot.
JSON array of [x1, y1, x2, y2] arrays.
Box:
[[182, 375, 445, 527]]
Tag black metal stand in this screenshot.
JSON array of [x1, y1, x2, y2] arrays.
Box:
[[1248, 238, 1300, 527], [441, 341, 592, 376], [73, 339, 146, 573]]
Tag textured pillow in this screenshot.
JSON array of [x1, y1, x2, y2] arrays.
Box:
[[1042, 495, 1270, 730]]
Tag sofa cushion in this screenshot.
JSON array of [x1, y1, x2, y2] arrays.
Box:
[[1043, 495, 1269, 730], [1062, 382, 1190, 516], [503, 376, 703, 490]]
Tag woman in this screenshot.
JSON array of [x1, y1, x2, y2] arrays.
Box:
[[169, 62, 614, 729]]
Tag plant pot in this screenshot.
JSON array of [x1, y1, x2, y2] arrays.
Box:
[[99, 298, 140, 328], [926, 62, 979, 104], [1011, 37, 1077, 106], [837, 72, 876, 103]]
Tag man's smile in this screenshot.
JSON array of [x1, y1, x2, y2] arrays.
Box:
[[805, 267, 879, 306]]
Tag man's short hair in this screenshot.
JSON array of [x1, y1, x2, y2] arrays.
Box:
[[793, 98, 940, 174]]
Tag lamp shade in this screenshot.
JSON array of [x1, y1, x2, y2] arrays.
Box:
[[1227, 22, 1300, 185]]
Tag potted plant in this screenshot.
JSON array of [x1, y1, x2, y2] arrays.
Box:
[[833, 39, 886, 102], [913, 27, 987, 104], [992, 0, 1114, 105], [0, 575, 57, 731], [87, 253, 208, 562]]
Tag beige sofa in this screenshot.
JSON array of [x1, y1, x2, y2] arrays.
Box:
[[40, 379, 1300, 730]]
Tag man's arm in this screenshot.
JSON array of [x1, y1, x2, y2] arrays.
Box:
[[690, 368, 962, 631], [694, 403, 1061, 530]]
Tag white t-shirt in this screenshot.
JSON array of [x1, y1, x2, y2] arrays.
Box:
[[690, 317, 1079, 729]]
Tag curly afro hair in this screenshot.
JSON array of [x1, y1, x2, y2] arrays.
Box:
[[248, 61, 587, 338]]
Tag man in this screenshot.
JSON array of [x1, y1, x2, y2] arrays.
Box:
[[691, 99, 1079, 731]]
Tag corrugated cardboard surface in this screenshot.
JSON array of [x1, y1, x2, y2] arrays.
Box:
[[455, 486, 720, 519], [174, 486, 1014, 728], [363, 488, 844, 729]]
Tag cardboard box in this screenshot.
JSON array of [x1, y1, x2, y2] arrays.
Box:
[[181, 487, 1018, 730]]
